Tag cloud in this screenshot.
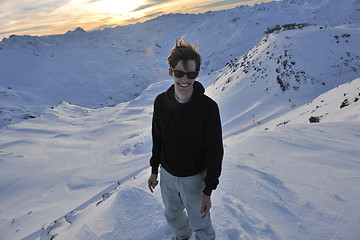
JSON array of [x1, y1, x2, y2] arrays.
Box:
[[194, 0, 248, 11], [132, 0, 174, 12], [0, 0, 277, 39], [1, 0, 72, 30], [131, 11, 166, 22], [0, 0, 98, 37], [17, 0, 72, 15], [0, 24, 54, 37]]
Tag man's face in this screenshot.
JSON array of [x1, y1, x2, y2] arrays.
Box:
[[170, 60, 197, 97]]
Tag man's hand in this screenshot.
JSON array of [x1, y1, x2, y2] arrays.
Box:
[[200, 194, 212, 219], [148, 174, 159, 193]]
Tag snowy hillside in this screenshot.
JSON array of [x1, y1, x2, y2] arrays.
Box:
[[264, 78, 360, 129], [205, 24, 360, 137], [0, 0, 360, 239], [1, 77, 359, 239], [1, 0, 359, 128]]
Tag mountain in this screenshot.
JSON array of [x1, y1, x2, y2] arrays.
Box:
[[0, 0, 359, 239], [0, 0, 359, 128], [205, 23, 360, 137]]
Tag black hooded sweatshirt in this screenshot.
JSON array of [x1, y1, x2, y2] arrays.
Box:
[[150, 81, 223, 196]]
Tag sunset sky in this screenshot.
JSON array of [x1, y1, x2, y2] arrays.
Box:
[[1, 0, 276, 39]]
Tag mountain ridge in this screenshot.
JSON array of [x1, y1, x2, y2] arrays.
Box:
[[1, 0, 358, 129], [0, 1, 360, 238]]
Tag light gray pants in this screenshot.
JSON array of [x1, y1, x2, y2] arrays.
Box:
[[160, 168, 216, 240]]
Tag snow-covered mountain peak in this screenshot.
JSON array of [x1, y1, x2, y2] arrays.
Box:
[[202, 23, 360, 137], [208, 23, 359, 94], [65, 27, 86, 35]]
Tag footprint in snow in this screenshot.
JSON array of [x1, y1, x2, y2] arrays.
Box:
[[329, 193, 345, 202], [221, 195, 280, 240]]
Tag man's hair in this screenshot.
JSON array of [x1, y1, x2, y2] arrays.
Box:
[[167, 36, 201, 72]]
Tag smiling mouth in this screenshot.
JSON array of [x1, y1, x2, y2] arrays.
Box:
[[179, 83, 190, 87]]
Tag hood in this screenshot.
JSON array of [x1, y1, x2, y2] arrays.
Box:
[[165, 81, 205, 105]]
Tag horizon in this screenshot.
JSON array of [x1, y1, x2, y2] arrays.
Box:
[[1, 0, 279, 40]]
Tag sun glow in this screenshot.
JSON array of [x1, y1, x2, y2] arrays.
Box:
[[0, 0, 277, 39]]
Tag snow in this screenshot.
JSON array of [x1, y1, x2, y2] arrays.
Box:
[[1, 0, 360, 239]]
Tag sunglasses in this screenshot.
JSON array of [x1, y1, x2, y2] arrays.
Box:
[[171, 68, 198, 79]]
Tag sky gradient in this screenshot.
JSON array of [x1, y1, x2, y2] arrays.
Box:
[[1, 0, 276, 39]]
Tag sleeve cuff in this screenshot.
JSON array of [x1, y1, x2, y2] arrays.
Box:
[[151, 166, 159, 175], [202, 186, 213, 196]]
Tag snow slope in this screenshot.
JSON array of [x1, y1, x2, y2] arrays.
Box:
[[0, 0, 360, 239], [1, 77, 359, 239], [206, 23, 360, 138], [1, 78, 359, 239], [1, 0, 359, 128]]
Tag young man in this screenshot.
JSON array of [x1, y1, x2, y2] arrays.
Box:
[[148, 37, 223, 240]]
